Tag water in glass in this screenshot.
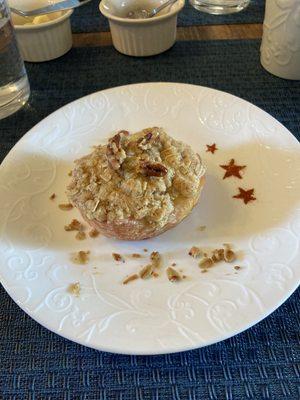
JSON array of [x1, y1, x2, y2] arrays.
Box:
[[189, 0, 251, 14], [0, 0, 30, 119]]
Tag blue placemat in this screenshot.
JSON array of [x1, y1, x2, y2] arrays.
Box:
[[1, 40, 300, 399], [71, 0, 265, 33]]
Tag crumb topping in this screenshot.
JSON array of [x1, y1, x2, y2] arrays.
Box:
[[67, 127, 205, 228]]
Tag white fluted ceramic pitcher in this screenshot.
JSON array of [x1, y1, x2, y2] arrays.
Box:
[[260, 0, 300, 80]]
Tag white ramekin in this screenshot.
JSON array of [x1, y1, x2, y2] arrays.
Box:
[[9, 0, 73, 62], [99, 0, 185, 57]]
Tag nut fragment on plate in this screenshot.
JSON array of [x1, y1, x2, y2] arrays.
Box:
[[212, 248, 224, 263], [67, 127, 206, 241], [223, 244, 236, 263], [68, 282, 81, 296], [71, 250, 90, 264], [112, 253, 125, 263], [131, 253, 142, 258], [59, 203, 73, 211], [75, 231, 86, 240], [139, 264, 154, 279], [166, 267, 182, 282], [189, 246, 202, 258], [89, 228, 100, 238], [123, 274, 139, 285], [150, 251, 162, 268], [199, 257, 214, 269], [64, 219, 84, 232], [49, 193, 56, 200]]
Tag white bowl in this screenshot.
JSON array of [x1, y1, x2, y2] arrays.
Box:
[[99, 0, 185, 57], [9, 0, 73, 62]]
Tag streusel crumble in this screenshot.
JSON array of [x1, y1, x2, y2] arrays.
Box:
[[67, 127, 206, 240]]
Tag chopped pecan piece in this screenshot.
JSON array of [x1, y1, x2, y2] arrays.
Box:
[[166, 267, 182, 282], [106, 132, 127, 170], [199, 257, 214, 269], [140, 162, 167, 177], [68, 282, 81, 297], [75, 231, 86, 240], [64, 219, 84, 232], [188, 246, 202, 258], [137, 130, 159, 149], [123, 274, 139, 285], [112, 253, 125, 263], [89, 229, 100, 238], [150, 251, 162, 268], [212, 248, 224, 263], [131, 253, 142, 258], [49, 193, 56, 200], [139, 264, 154, 279], [223, 244, 236, 263], [71, 251, 90, 265], [59, 203, 73, 211]]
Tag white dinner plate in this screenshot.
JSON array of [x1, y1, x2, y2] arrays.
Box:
[[1, 83, 299, 355]]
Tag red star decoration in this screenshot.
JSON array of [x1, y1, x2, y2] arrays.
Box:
[[220, 159, 246, 179], [206, 143, 218, 154], [233, 187, 256, 204]]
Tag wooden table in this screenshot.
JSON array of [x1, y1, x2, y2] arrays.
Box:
[[73, 23, 263, 47]]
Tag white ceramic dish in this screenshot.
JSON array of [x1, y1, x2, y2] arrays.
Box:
[[9, 0, 73, 62], [0, 82, 299, 355], [99, 0, 185, 56]]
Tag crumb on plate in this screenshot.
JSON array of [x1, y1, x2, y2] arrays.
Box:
[[64, 219, 84, 232], [75, 231, 86, 241], [58, 203, 73, 211], [112, 253, 125, 263], [166, 267, 182, 282], [71, 250, 90, 264], [68, 282, 81, 297], [139, 264, 154, 279], [123, 274, 139, 285], [89, 228, 100, 238], [131, 253, 142, 258], [189, 246, 202, 258]]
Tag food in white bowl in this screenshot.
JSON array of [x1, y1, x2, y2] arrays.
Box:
[[67, 127, 206, 240], [99, 0, 185, 56], [9, 0, 73, 62], [11, 11, 63, 26]]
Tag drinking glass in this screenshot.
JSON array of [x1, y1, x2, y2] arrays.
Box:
[[189, 0, 251, 15], [0, 0, 30, 119]]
